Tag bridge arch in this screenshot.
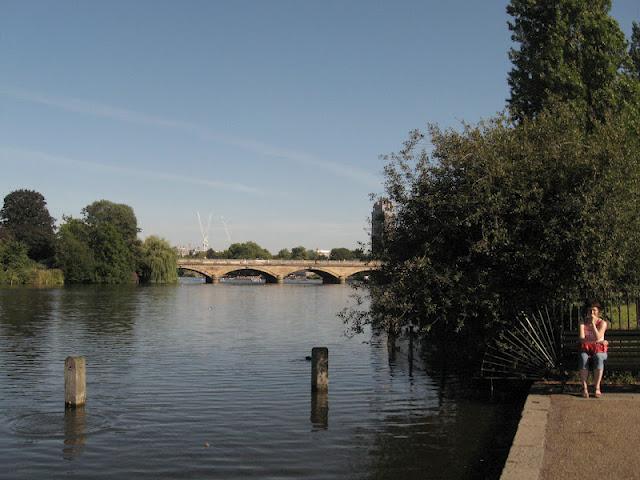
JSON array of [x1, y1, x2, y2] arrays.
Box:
[[284, 267, 342, 284], [177, 266, 213, 282], [216, 267, 280, 283], [344, 268, 376, 280]]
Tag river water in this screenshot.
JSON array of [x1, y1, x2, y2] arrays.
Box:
[[0, 281, 524, 479]]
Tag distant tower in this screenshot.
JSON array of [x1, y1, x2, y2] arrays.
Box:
[[371, 198, 394, 255]]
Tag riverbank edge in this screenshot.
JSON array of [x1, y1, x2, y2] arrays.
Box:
[[499, 382, 549, 480]]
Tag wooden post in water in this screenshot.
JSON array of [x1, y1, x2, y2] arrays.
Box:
[[310, 391, 329, 429], [311, 347, 328, 392], [408, 325, 414, 376], [65, 356, 86, 408]]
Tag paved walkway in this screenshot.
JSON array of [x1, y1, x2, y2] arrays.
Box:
[[502, 384, 640, 480]]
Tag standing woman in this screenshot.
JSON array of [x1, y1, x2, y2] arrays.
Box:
[[578, 301, 608, 398]]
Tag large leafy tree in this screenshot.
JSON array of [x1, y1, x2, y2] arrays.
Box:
[[56, 201, 141, 284], [0, 189, 55, 262], [347, 1, 640, 364], [55, 217, 95, 283], [330, 248, 356, 261], [82, 200, 139, 275], [506, 0, 634, 123], [360, 106, 640, 354], [226, 241, 272, 259], [91, 222, 135, 284], [290, 246, 307, 260], [82, 200, 140, 246], [275, 248, 292, 260], [138, 236, 178, 283]]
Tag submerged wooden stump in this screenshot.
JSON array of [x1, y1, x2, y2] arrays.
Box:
[[310, 391, 329, 429], [311, 347, 328, 392], [65, 356, 86, 408]]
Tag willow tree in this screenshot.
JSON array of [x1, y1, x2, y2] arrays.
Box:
[[138, 236, 178, 284]]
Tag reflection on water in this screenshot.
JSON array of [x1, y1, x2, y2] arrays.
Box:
[[0, 289, 56, 370], [0, 283, 525, 479], [63, 407, 86, 460], [310, 392, 329, 430]]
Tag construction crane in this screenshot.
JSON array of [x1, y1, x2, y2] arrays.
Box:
[[196, 211, 213, 252]]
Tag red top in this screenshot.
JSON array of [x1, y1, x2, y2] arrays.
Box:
[[580, 319, 608, 354]]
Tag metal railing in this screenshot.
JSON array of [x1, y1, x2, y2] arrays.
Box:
[[560, 298, 640, 332]]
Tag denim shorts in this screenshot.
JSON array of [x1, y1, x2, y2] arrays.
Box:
[[579, 352, 607, 370]]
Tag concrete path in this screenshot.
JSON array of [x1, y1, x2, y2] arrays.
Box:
[[502, 384, 640, 480]]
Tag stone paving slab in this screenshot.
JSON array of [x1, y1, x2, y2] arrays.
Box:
[[540, 391, 640, 480], [501, 384, 640, 480]]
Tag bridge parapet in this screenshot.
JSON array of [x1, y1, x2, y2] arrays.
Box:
[[177, 258, 381, 284], [178, 258, 380, 267]]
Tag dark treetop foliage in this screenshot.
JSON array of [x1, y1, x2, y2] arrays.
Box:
[[79, 200, 140, 283], [290, 246, 308, 260], [0, 189, 56, 263], [55, 217, 96, 283], [226, 241, 273, 259], [506, 0, 637, 123], [357, 106, 640, 355], [631, 21, 640, 79], [329, 248, 357, 261], [56, 200, 178, 284], [82, 200, 140, 245], [90, 222, 135, 284]]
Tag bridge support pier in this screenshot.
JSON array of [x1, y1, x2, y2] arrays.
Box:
[[206, 276, 219, 284], [339, 276, 346, 284], [276, 275, 284, 284]]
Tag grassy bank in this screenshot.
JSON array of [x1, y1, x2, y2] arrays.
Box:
[[0, 265, 64, 287]]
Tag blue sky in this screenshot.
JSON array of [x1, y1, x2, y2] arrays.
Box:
[[1, 1, 638, 252]]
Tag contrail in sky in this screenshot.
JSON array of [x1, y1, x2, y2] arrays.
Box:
[[0, 147, 264, 195], [0, 86, 381, 187], [220, 216, 232, 242]]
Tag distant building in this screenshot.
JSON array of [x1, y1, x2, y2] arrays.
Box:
[[371, 198, 394, 255]]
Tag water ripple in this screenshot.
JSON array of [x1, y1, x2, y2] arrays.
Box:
[[0, 285, 524, 480], [10, 411, 111, 438]]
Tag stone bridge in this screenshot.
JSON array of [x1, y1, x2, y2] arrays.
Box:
[[177, 258, 380, 284]]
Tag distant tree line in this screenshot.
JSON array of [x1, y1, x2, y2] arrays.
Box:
[[187, 243, 367, 261], [0, 190, 177, 285]]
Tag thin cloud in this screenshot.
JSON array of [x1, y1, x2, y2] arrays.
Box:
[[0, 86, 381, 187], [0, 147, 263, 194]]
